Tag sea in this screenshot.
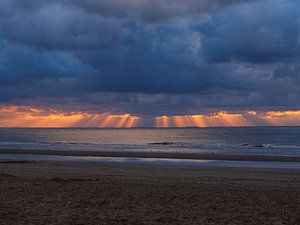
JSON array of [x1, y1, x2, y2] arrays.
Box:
[[0, 127, 300, 157]]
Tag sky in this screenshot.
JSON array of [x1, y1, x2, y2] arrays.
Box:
[[1, 0, 300, 127]]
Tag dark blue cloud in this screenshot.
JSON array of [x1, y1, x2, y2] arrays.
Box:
[[0, 0, 300, 115], [200, 0, 300, 63]]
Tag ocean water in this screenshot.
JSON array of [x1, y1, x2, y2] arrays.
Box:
[[0, 127, 300, 157]]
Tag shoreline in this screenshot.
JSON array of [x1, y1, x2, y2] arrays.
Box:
[[1, 148, 300, 162], [1, 154, 300, 169]]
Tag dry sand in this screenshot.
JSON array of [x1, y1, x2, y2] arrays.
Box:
[[0, 161, 299, 225]]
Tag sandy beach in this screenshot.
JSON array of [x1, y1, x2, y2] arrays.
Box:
[[0, 160, 299, 225]]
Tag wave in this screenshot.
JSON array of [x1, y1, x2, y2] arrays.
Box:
[[1, 140, 300, 158], [149, 141, 300, 150], [2, 140, 300, 150]]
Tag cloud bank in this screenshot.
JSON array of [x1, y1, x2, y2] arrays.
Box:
[[0, 0, 300, 116]]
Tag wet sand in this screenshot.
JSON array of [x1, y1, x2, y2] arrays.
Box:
[[0, 161, 300, 225], [1, 149, 300, 162]]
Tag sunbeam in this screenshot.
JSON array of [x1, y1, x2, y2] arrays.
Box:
[[2, 106, 300, 128]]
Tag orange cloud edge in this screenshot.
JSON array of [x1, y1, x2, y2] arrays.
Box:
[[1, 106, 300, 128]]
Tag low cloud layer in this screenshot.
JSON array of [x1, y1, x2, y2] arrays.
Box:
[[0, 0, 300, 115]]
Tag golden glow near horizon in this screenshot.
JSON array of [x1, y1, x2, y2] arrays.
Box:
[[156, 112, 254, 127], [100, 114, 140, 128], [0, 106, 85, 128], [156, 116, 170, 128], [263, 110, 300, 126], [1, 106, 300, 127], [0, 106, 140, 128], [155, 111, 300, 127]]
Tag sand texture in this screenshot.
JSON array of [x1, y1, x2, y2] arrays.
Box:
[[0, 161, 300, 225]]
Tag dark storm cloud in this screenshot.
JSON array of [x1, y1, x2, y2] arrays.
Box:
[[0, 2, 129, 51], [0, 0, 300, 115], [1, 0, 255, 21], [200, 0, 300, 63], [69, 0, 255, 22], [0, 0, 255, 51]]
